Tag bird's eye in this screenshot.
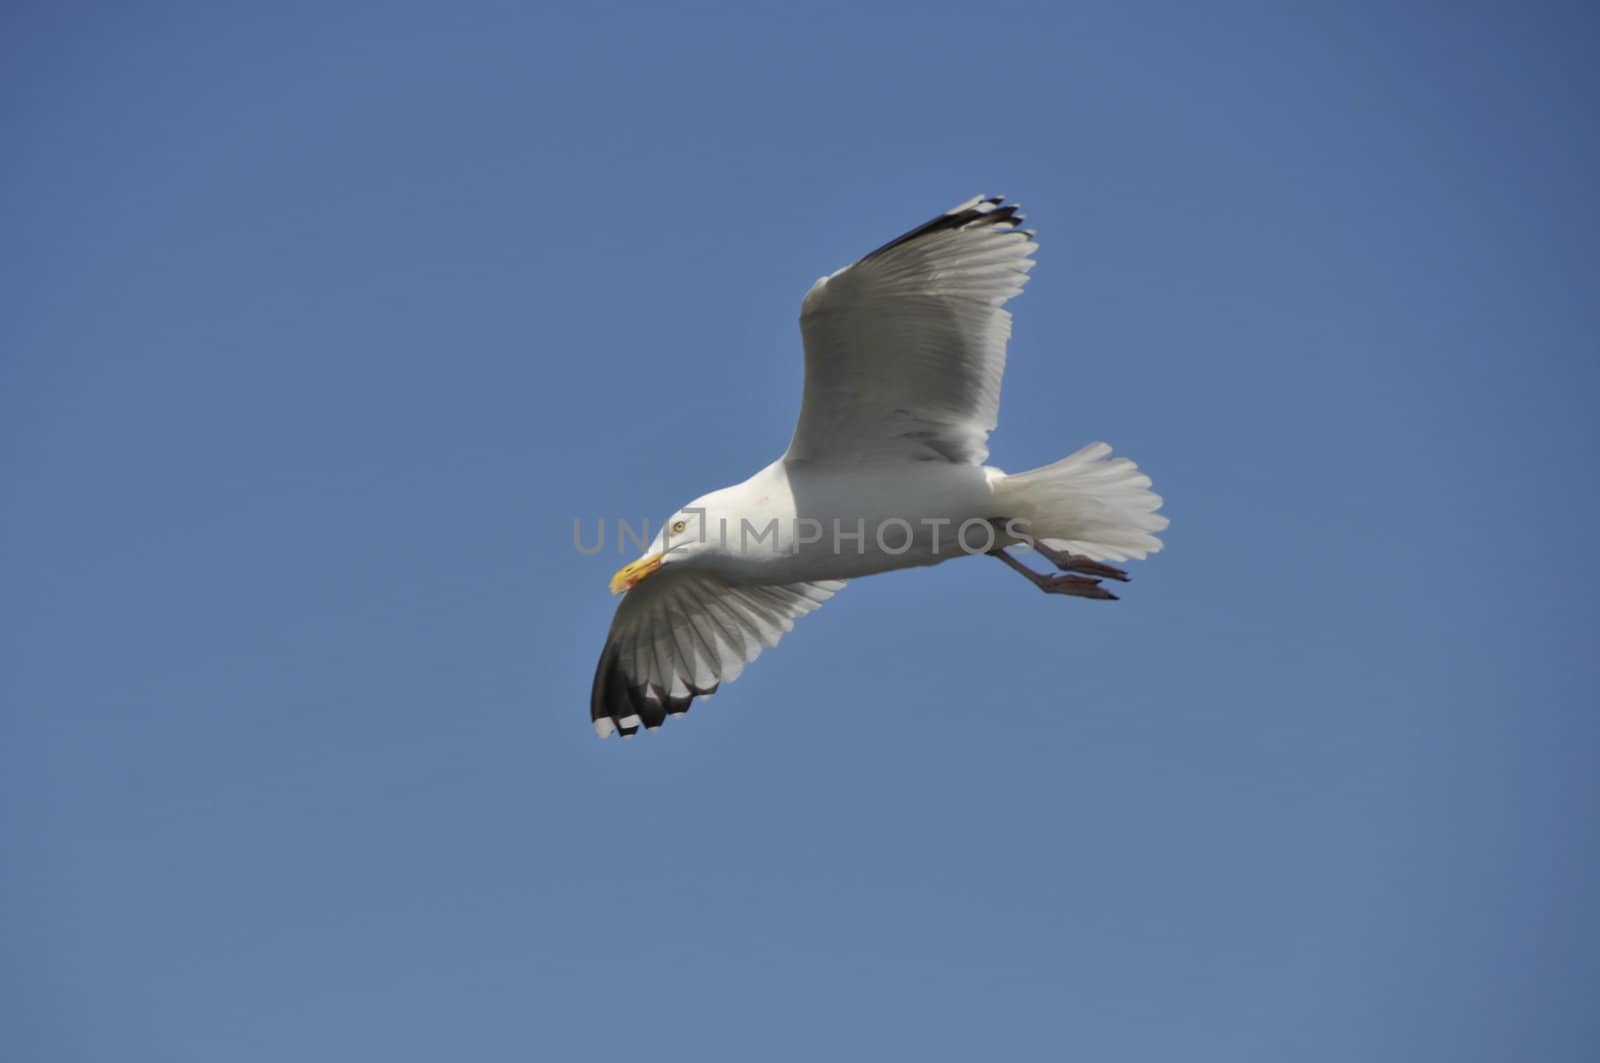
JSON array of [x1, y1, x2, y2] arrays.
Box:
[[671, 520, 687, 535]]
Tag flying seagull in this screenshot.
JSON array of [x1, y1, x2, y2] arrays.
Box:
[[592, 195, 1167, 738]]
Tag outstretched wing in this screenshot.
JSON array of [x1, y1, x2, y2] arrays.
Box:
[[788, 195, 1037, 466], [590, 570, 846, 738]]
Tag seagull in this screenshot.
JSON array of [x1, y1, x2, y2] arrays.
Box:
[[591, 195, 1168, 738]]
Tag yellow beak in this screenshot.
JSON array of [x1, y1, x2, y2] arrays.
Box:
[[610, 553, 663, 595]]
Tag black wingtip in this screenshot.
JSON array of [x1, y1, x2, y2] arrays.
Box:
[[861, 195, 1028, 262], [592, 636, 721, 739]]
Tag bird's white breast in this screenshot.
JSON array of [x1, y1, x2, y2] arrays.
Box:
[[706, 459, 1005, 583]]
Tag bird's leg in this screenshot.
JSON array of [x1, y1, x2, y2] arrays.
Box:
[[992, 548, 1119, 601], [1027, 539, 1130, 583]]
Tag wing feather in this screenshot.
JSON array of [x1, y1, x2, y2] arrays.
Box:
[[590, 571, 845, 737], [788, 195, 1037, 465]]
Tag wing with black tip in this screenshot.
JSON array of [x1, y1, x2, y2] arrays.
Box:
[[590, 570, 846, 738], [789, 195, 1037, 465]]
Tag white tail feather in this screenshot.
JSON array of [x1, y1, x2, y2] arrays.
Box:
[[994, 442, 1169, 562]]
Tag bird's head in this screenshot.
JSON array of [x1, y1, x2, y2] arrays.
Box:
[[609, 493, 732, 595]]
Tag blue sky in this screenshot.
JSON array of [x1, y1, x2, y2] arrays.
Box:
[[4, 3, 1596, 1060]]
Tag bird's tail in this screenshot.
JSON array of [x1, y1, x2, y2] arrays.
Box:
[[993, 442, 1169, 562]]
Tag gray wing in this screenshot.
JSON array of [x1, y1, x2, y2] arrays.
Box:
[[787, 195, 1037, 465], [590, 570, 846, 738]]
